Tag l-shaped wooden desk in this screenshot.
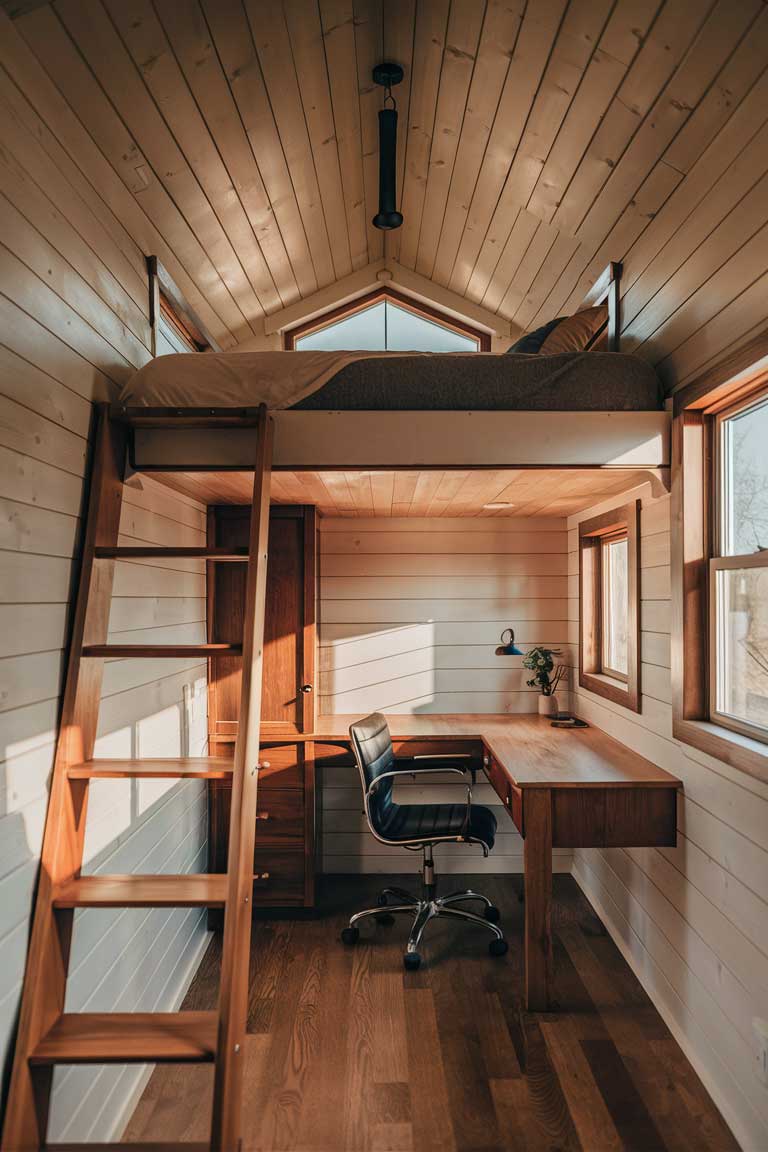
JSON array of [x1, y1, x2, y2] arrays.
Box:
[[299, 714, 680, 1012]]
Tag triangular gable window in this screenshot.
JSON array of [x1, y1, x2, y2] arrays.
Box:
[[286, 289, 487, 352]]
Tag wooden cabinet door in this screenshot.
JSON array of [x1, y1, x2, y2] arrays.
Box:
[[208, 504, 316, 739]]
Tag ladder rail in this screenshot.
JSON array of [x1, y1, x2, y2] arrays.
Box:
[[2, 404, 273, 1152], [1, 406, 127, 1150], [210, 406, 273, 1151]]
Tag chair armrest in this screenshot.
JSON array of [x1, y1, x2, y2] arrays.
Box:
[[365, 763, 467, 799]]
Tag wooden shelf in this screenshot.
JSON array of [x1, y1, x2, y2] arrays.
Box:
[[68, 757, 234, 779], [95, 546, 248, 561], [30, 1012, 218, 1064], [52, 875, 227, 908], [81, 644, 242, 658]]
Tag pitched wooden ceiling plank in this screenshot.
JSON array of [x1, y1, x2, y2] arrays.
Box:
[[656, 266, 768, 387], [0, 71, 149, 319], [448, 0, 567, 297], [0, 8, 236, 348], [396, 0, 450, 271], [0, 97, 151, 349], [622, 165, 768, 353], [619, 50, 768, 329], [282, 0, 354, 281], [203, 0, 332, 294], [465, 0, 615, 304], [496, 218, 559, 319], [430, 0, 525, 286], [479, 206, 539, 312], [157, 0, 302, 308], [525, 0, 661, 228], [319, 0, 370, 271], [414, 0, 485, 280], [48, 0, 268, 329], [532, 0, 756, 329], [108, 0, 292, 315], [550, 0, 716, 240]]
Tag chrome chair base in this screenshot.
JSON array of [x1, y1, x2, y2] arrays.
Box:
[[341, 881, 508, 970]]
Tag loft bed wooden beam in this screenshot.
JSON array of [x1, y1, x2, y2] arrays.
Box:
[[126, 410, 669, 475]]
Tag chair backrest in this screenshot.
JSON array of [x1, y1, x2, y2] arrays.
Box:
[[349, 712, 397, 836]]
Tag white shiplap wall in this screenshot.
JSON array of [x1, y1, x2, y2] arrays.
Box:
[[567, 484, 768, 1152], [319, 516, 573, 876], [0, 21, 211, 1139]]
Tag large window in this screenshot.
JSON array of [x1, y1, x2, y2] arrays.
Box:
[[710, 390, 768, 740], [285, 288, 488, 352], [579, 501, 640, 711], [672, 344, 768, 782]]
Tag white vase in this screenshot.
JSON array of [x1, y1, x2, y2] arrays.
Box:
[[538, 694, 558, 716]]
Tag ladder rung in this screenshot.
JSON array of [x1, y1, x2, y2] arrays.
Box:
[[81, 643, 242, 658], [52, 875, 227, 908], [95, 546, 248, 561], [68, 757, 234, 779], [30, 1012, 218, 1065]]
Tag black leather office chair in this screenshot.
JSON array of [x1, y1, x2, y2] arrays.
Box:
[[340, 712, 508, 970]]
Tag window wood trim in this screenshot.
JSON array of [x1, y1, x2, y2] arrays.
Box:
[[671, 362, 768, 784], [579, 500, 641, 712], [147, 256, 219, 355], [282, 286, 491, 351]]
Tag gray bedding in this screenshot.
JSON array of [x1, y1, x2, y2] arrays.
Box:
[[292, 351, 663, 411]]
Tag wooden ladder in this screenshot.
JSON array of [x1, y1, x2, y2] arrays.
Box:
[[1, 404, 273, 1152]]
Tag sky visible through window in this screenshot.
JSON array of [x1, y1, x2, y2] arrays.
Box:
[[294, 299, 479, 352]]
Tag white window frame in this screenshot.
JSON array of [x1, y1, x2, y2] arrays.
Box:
[[600, 530, 630, 684], [709, 389, 768, 744]]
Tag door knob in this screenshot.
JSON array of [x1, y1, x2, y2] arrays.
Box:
[[299, 684, 313, 693]]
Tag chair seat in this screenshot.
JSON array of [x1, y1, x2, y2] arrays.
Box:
[[381, 802, 497, 849]]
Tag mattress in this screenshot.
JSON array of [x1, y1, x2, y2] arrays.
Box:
[[119, 348, 663, 412]]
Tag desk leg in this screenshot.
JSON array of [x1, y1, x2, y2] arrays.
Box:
[[524, 787, 553, 1012]]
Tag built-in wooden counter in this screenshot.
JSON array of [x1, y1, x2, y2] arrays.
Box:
[[303, 714, 680, 1011]]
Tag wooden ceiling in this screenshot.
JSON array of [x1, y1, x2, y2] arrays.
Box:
[[4, 0, 767, 388], [148, 468, 653, 517]]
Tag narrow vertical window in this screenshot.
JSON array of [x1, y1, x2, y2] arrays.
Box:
[[710, 391, 768, 740]]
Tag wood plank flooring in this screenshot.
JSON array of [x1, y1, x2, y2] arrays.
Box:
[[123, 876, 738, 1151]]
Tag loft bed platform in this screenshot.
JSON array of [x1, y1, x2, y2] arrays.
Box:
[[112, 262, 670, 490]]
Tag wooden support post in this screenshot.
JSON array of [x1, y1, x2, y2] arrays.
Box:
[[524, 788, 554, 1013], [210, 407, 273, 1152], [1, 407, 126, 1150]]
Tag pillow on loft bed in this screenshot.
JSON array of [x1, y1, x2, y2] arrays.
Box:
[[507, 304, 608, 354]]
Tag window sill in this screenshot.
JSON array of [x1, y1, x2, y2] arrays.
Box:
[[673, 716, 768, 785], [579, 671, 640, 713]]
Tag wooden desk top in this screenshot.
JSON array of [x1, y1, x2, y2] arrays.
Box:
[[309, 714, 680, 791]]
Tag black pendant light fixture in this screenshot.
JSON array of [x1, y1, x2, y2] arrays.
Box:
[[372, 61, 404, 230]]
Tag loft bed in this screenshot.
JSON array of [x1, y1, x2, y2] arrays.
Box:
[[114, 263, 670, 484]]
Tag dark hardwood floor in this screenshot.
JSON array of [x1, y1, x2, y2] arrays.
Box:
[[123, 875, 738, 1151]]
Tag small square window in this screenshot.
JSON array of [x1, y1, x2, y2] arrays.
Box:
[[579, 500, 640, 711]]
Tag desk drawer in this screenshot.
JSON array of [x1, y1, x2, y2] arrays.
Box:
[[483, 751, 523, 835], [252, 848, 305, 905], [258, 744, 305, 789], [254, 789, 304, 844]]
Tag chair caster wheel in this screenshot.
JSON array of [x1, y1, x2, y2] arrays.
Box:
[[489, 937, 509, 957], [403, 951, 421, 971], [484, 904, 501, 923], [375, 912, 395, 925], [341, 926, 359, 946]]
